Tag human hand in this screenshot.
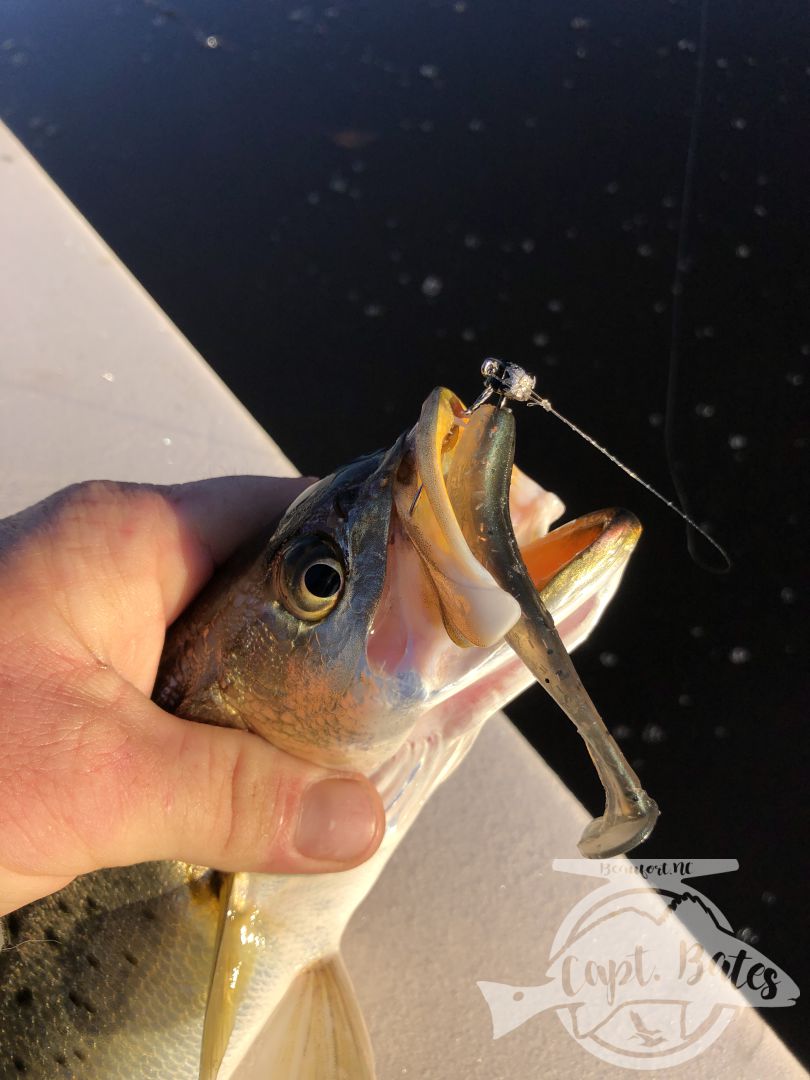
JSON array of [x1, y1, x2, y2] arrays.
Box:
[[0, 478, 385, 917]]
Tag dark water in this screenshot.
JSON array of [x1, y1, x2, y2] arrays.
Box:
[[2, 0, 808, 1066]]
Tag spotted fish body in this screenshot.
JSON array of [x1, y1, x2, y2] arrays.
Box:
[[0, 390, 648, 1078]]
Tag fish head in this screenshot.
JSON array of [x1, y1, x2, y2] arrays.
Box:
[[161, 387, 647, 845]]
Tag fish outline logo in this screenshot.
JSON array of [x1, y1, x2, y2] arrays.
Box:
[[477, 859, 799, 1070]]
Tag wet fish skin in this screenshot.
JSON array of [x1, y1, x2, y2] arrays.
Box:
[[154, 442, 421, 773], [0, 863, 222, 1079]]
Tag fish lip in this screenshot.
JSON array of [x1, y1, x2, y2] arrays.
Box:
[[369, 388, 640, 697]]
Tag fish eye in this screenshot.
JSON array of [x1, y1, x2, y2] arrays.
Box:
[[277, 536, 346, 621]]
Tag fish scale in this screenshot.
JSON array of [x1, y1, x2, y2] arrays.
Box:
[[0, 864, 220, 1077]]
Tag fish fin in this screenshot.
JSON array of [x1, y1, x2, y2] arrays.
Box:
[[200, 871, 265, 1080], [259, 952, 375, 1079]]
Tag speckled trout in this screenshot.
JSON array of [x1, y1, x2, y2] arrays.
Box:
[[0, 388, 657, 1079]]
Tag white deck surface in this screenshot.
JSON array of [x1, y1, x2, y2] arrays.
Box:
[[1, 122, 804, 1080]]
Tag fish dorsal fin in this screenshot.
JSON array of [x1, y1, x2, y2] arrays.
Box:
[[200, 871, 265, 1080], [258, 953, 375, 1079]]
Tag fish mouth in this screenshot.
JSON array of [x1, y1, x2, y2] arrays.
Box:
[[379, 387, 658, 858]]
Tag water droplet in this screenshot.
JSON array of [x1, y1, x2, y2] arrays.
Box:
[[695, 325, 716, 339], [731, 116, 747, 130], [714, 725, 728, 739], [786, 371, 804, 386], [780, 586, 796, 604], [363, 303, 384, 318], [520, 238, 535, 254], [419, 63, 439, 79], [736, 926, 760, 945], [648, 412, 663, 427], [570, 16, 591, 29], [599, 651, 619, 668], [637, 243, 654, 258], [306, 191, 320, 205], [735, 243, 752, 258], [101, 372, 115, 383], [678, 693, 693, 707], [690, 625, 705, 638], [161, 436, 173, 446], [761, 890, 777, 906], [205, 35, 219, 49], [728, 433, 748, 449], [642, 722, 666, 745], [605, 181, 619, 195], [461, 328, 476, 342], [677, 39, 697, 52], [729, 646, 751, 664], [464, 233, 481, 249], [695, 402, 715, 418], [421, 275, 443, 298], [547, 298, 563, 313], [453, 0, 466, 12], [716, 57, 729, 69], [532, 332, 549, 347], [329, 174, 348, 194], [612, 723, 633, 740], [576, 45, 588, 59], [467, 118, 484, 132], [753, 204, 767, 217]]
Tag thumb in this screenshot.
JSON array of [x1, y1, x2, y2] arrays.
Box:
[[102, 684, 386, 876]]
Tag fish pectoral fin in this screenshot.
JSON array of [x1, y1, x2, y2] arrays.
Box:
[[259, 952, 375, 1080], [200, 871, 266, 1080]]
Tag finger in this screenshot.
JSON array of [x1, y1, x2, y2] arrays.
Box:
[[69, 684, 386, 878], [0, 477, 315, 683], [158, 475, 316, 621]]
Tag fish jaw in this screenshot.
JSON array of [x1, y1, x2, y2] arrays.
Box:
[[368, 497, 642, 777], [367, 388, 641, 710], [366, 390, 657, 857]]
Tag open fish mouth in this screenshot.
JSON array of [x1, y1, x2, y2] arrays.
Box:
[[383, 387, 659, 858]]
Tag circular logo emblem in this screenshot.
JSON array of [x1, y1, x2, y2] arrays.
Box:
[[547, 884, 736, 1068]]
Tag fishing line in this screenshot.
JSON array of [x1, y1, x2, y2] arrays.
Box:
[[464, 1, 730, 572], [467, 359, 732, 570], [663, 0, 728, 572]]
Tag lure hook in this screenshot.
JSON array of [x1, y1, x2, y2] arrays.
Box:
[[467, 358, 731, 573]]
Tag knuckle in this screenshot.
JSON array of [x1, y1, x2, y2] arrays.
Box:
[[208, 735, 297, 869]]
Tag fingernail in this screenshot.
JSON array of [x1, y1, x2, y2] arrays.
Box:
[[295, 778, 380, 862]]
